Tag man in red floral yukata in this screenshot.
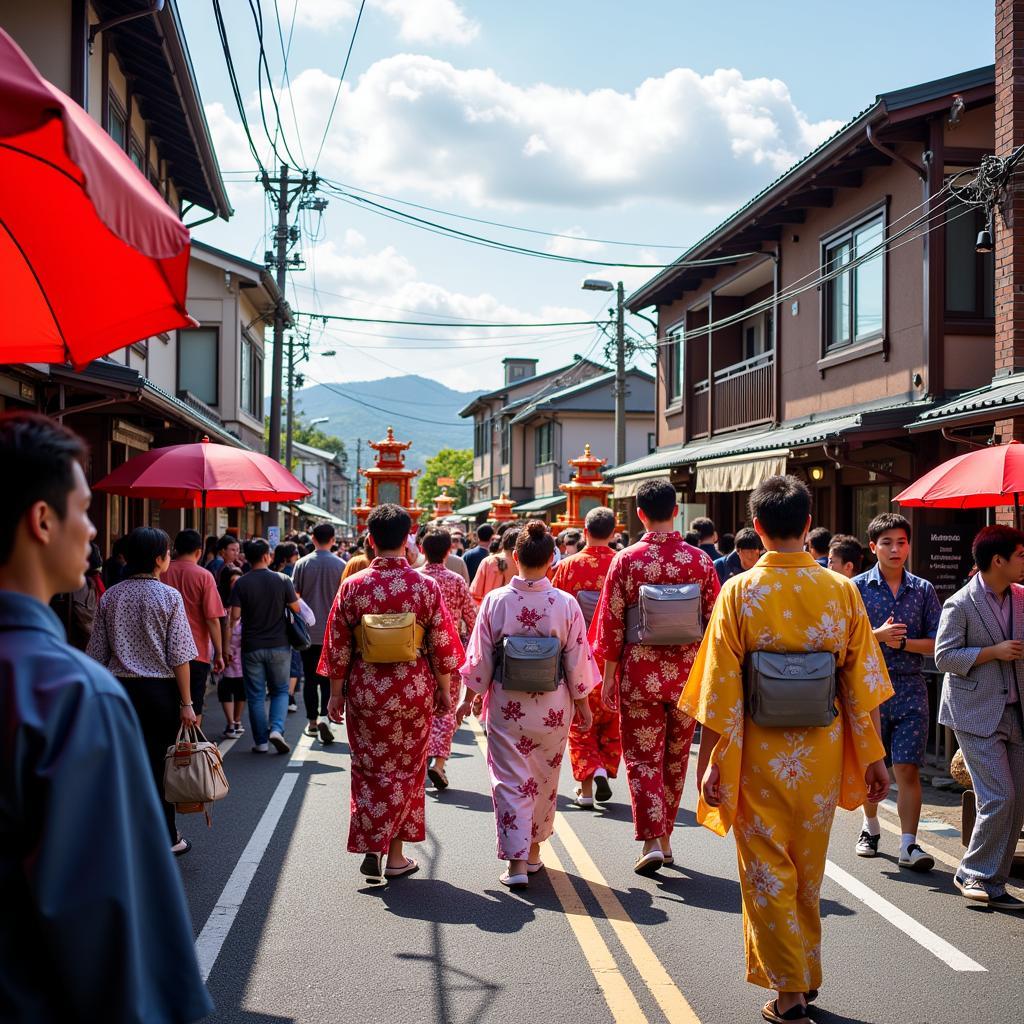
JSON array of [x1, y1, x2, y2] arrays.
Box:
[[552, 506, 622, 810], [319, 504, 464, 886], [592, 479, 720, 876]]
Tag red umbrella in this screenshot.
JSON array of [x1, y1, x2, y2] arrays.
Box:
[[93, 437, 311, 529], [0, 28, 194, 366], [894, 441, 1024, 525]]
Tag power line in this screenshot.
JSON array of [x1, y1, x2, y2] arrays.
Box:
[[248, 0, 304, 171], [312, 0, 367, 171], [309, 322, 597, 349], [302, 374, 475, 426], [271, 0, 306, 168], [293, 312, 604, 328]]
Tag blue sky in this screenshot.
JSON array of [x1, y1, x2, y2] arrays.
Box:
[[180, 1, 995, 394]]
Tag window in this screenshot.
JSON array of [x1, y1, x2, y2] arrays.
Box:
[[647, 432, 656, 454], [665, 324, 683, 403], [823, 212, 885, 352], [535, 421, 554, 465], [130, 140, 144, 171], [474, 416, 491, 457], [946, 192, 994, 319], [107, 96, 126, 148], [500, 419, 510, 465], [178, 328, 218, 406], [240, 334, 262, 417], [853, 484, 894, 544], [741, 311, 774, 361]]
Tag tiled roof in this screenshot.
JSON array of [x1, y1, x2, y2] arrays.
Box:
[[911, 374, 1024, 430]]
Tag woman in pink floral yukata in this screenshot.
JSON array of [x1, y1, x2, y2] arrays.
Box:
[[457, 520, 599, 889]]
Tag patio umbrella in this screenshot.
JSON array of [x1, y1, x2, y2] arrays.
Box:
[[894, 441, 1024, 526], [93, 437, 311, 532], [0, 28, 194, 366]]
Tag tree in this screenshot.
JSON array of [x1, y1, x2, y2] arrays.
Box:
[[264, 415, 348, 471], [416, 448, 473, 511]]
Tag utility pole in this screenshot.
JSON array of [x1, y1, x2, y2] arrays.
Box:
[[285, 331, 295, 470], [614, 280, 626, 468]]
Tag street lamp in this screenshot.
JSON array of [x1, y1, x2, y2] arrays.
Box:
[[309, 416, 329, 426], [581, 278, 626, 467]]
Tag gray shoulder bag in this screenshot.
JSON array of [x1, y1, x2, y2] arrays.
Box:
[[576, 590, 601, 628], [744, 651, 839, 728], [495, 635, 563, 692], [625, 583, 704, 645]]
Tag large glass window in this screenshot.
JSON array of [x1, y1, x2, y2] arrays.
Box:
[[946, 193, 995, 319], [474, 417, 491, 457], [535, 421, 554, 465], [107, 96, 126, 148], [178, 328, 218, 406], [240, 334, 262, 417], [665, 326, 683, 403], [500, 420, 510, 464], [823, 212, 885, 352]]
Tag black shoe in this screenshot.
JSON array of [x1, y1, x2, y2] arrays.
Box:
[[855, 830, 879, 857], [594, 774, 613, 803], [988, 891, 1024, 912], [317, 720, 335, 745]]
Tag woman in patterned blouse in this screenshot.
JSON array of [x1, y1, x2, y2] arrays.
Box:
[[87, 527, 199, 855]]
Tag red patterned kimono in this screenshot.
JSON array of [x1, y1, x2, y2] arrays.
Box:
[[592, 532, 720, 840], [318, 556, 464, 854], [418, 562, 477, 759], [551, 544, 622, 782]]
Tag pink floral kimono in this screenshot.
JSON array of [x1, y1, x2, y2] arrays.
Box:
[[460, 576, 600, 860]]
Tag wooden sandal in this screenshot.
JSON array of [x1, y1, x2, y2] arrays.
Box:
[[761, 1000, 810, 1023]]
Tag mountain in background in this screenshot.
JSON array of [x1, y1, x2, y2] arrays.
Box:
[[276, 375, 484, 476]]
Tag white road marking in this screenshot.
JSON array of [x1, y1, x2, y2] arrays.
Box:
[[194, 772, 299, 981], [217, 736, 238, 756], [824, 860, 986, 972], [287, 730, 314, 766]]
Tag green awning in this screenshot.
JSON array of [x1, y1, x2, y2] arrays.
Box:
[[453, 498, 494, 517], [513, 493, 567, 514], [293, 501, 346, 526]]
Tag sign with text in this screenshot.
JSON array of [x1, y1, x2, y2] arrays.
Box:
[[917, 524, 974, 600], [267, 525, 280, 549], [436, 476, 455, 486]]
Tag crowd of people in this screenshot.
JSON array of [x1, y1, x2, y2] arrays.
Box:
[[4, 409, 1024, 1024]]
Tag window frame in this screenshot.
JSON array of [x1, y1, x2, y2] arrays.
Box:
[[240, 332, 263, 420], [106, 92, 127, 150], [178, 326, 220, 408], [664, 319, 684, 407], [818, 203, 888, 367], [944, 179, 994, 325], [535, 420, 554, 466]]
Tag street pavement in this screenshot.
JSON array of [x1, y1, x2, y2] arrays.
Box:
[[180, 701, 1024, 1024]]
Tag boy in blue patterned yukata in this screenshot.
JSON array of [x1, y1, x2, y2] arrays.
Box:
[[853, 512, 942, 872]]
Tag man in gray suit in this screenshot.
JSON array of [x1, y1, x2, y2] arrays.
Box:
[[934, 525, 1024, 910]]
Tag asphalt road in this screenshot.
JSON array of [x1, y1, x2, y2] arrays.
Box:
[[178, 701, 1024, 1024]]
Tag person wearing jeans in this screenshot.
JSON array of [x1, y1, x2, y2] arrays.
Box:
[[227, 538, 302, 754]]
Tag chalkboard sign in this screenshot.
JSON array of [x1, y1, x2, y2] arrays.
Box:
[[916, 524, 975, 600]]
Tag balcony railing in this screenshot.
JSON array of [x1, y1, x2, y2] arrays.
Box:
[[687, 351, 774, 439]]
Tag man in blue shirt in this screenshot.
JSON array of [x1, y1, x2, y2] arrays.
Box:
[[0, 413, 212, 1023], [462, 522, 493, 583], [853, 512, 942, 873], [713, 526, 764, 584]]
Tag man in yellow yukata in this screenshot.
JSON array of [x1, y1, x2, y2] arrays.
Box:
[[680, 476, 892, 1024]]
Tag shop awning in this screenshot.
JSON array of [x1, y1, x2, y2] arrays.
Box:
[[513, 493, 567, 514], [293, 501, 346, 526], [612, 470, 672, 500], [909, 374, 1024, 432], [695, 449, 790, 493], [454, 498, 494, 517]]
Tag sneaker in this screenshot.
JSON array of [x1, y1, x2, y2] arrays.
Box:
[[855, 831, 879, 858], [318, 720, 336, 745], [988, 891, 1024, 912], [233, 721, 245, 735], [222, 725, 237, 739], [288, 700, 298, 713], [252, 743, 269, 753], [594, 774, 613, 803], [269, 730, 291, 754], [898, 844, 935, 872], [303, 724, 319, 738], [954, 876, 990, 903]]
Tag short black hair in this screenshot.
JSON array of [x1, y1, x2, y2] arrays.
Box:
[[734, 527, 764, 552], [367, 503, 412, 551], [749, 475, 812, 541], [718, 532, 735, 555], [973, 525, 1024, 571], [173, 529, 203, 557], [807, 526, 832, 556], [217, 533, 240, 553], [123, 526, 170, 577], [684, 530, 699, 546], [476, 523, 495, 543], [0, 413, 86, 565], [868, 512, 911, 544], [690, 516, 716, 541], [585, 506, 616, 541], [243, 538, 270, 564], [561, 528, 583, 548], [500, 526, 520, 552], [636, 479, 676, 521], [422, 527, 452, 564], [516, 519, 555, 569], [312, 523, 335, 544], [829, 534, 864, 572]]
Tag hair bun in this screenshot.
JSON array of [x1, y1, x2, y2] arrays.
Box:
[[527, 520, 547, 539]]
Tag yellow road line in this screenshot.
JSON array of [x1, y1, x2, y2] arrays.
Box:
[[466, 719, 649, 1024], [554, 814, 702, 1024]]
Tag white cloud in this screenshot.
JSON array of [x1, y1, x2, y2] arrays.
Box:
[[290, 0, 478, 44], [279, 57, 842, 210], [546, 228, 605, 259]]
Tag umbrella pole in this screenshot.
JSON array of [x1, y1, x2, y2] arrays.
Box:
[[202, 490, 207, 540], [1016, 493, 1021, 531]]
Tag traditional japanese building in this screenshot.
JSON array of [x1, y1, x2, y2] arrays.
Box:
[[489, 493, 517, 523], [431, 486, 457, 521], [551, 444, 620, 535], [352, 426, 423, 531]]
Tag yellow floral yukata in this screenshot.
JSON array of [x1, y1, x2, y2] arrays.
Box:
[[679, 551, 892, 993]]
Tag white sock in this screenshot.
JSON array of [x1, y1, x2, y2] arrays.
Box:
[[594, 767, 608, 779], [901, 833, 916, 856], [862, 814, 880, 837]]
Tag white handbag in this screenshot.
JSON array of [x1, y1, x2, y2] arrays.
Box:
[[163, 725, 229, 823]]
